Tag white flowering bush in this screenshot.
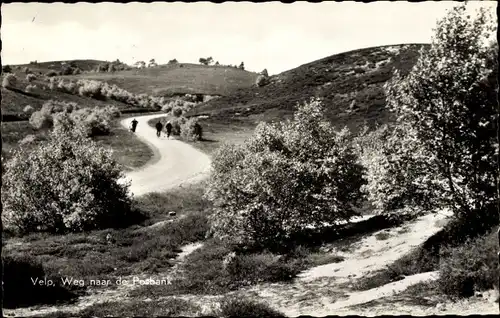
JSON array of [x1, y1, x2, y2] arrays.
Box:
[[205, 98, 366, 250], [380, 4, 498, 232], [256, 75, 270, 87], [2, 128, 132, 235], [180, 117, 203, 141]]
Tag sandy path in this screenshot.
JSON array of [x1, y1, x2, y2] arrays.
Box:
[[119, 114, 211, 197]]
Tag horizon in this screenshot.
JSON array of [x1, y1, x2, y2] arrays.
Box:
[[2, 1, 496, 75]]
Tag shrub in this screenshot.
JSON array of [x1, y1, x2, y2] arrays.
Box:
[[437, 228, 499, 298], [261, 68, 269, 77], [180, 117, 203, 141], [1, 126, 133, 235], [23, 105, 35, 115], [46, 70, 58, 77], [25, 84, 36, 93], [2, 65, 12, 73], [205, 98, 366, 250], [26, 73, 37, 82], [30, 109, 54, 130], [218, 297, 285, 317], [256, 74, 270, 87], [170, 116, 186, 136], [382, 4, 498, 234], [2, 73, 17, 88], [72, 67, 82, 75], [172, 106, 183, 117], [23, 66, 31, 74]]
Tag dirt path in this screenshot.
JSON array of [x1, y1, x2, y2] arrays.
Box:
[[119, 114, 211, 197]]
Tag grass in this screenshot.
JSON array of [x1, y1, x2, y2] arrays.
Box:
[[2, 183, 209, 309], [217, 296, 286, 317], [187, 44, 428, 134], [78, 298, 201, 317], [66, 63, 259, 96], [1, 117, 155, 171], [131, 213, 413, 298]]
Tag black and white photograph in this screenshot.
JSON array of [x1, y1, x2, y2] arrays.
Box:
[[1, 1, 498, 316]]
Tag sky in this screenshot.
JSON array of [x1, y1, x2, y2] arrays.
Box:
[[2, 1, 497, 75]]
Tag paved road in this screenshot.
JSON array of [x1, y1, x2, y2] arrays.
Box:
[[120, 114, 211, 197]]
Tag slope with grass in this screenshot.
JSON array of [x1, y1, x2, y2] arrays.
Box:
[[67, 63, 260, 97], [187, 44, 428, 133]]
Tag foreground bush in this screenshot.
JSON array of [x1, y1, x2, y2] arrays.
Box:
[[2, 73, 17, 88], [26, 73, 37, 82], [2, 127, 133, 235], [437, 228, 499, 298], [206, 98, 366, 250]]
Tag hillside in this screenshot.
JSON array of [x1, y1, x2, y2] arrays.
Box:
[[66, 63, 260, 97], [187, 44, 429, 132], [8, 59, 107, 74]]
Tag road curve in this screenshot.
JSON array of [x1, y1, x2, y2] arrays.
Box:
[[119, 114, 211, 197]]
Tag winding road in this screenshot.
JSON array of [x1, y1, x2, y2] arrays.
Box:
[[119, 114, 212, 197]]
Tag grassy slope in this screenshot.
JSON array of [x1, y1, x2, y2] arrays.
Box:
[[66, 63, 260, 97], [9, 60, 107, 74], [188, 44, 428, 134]]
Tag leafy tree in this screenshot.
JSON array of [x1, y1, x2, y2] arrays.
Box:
[[205, 98, 366, 250], [239, 62, 245, 70], [206, 57, 214, 65], [168, 59, 178, 65], [199, 58, 207, 65], [380, 4, 498, 233]]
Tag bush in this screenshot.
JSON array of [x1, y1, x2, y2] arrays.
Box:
[[170, 116, 186, 136], [23, 105, 35, 115], [218, 297, 285, 317], [26, 73, 37, 82], [260, 68, 269, 77], [2, 65, 12, 73], [205, 98, 366, 250], [2, 73, 17, 88], [30, 109, 54, 130], [256, 74, 270, 87], [172, 106, 184, 117], [1, 127, 133, 235], [25, 84, 36, 93], [180, 118, 203, 141], [437, 228, 499, 298], [46, 70, 58, 77]]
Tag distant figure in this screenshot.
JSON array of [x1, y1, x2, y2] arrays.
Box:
[[130, 118, 138, 133], [155, 121, 163, 138], [165, 121, 173, 139]]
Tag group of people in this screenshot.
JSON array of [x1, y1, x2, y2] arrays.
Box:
[[155, 120, 173, 139], [129, 118, 173, 139]]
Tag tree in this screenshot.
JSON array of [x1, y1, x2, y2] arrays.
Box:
[[239, 62, 245, 70], [215, 61, 220, 66], [199, 57, 208, 65], [205, 98, 366, 250], [260, 69, 269, 77], [168, 59, 178, 65], [206, 57, 214, 65], [381, 4, 498, 234], [134, 61, 146, 69]]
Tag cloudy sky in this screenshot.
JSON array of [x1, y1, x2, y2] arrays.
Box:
[[2, 1, 496, 75]]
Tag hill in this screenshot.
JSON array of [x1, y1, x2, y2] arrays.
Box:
[[66, 63, 260, 97], [187, 44, 429, 133], [8, 59, 107, 74]]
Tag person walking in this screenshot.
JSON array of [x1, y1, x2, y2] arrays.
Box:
[[155, 121, 163, 138], [130, 118, 138, 133], [165, 121, 173, 139]]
